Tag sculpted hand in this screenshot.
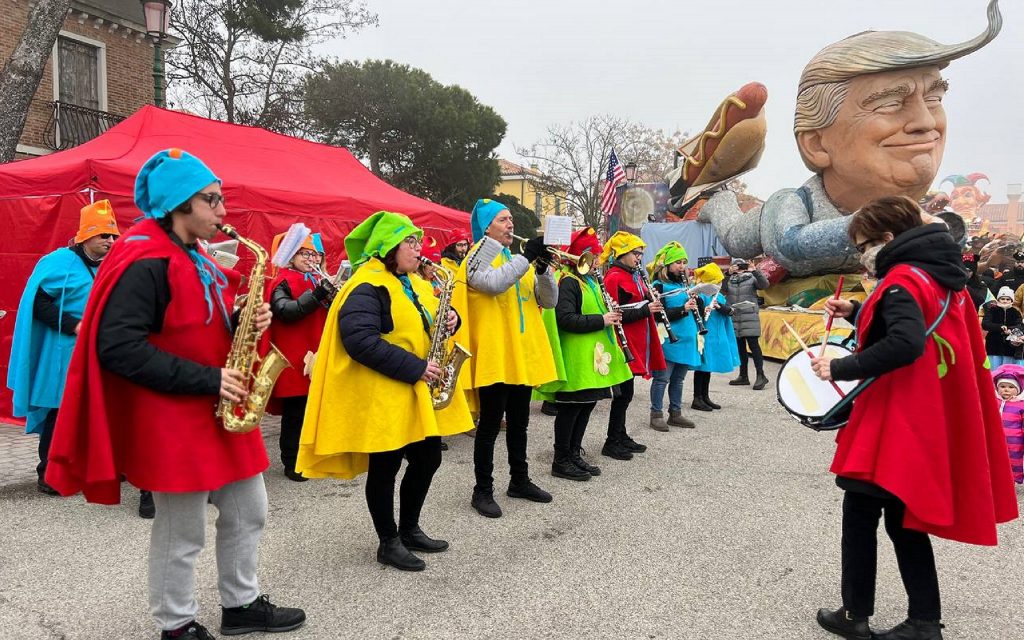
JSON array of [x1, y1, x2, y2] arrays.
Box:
[[824, 298, 854, 319], [810, 357, 833, 381], [220, 368, 247, 403], [446, 310, 458, 333], [603, 311, 622, 327], [254, 302, 272, 332], [421, 361, 442, 384]]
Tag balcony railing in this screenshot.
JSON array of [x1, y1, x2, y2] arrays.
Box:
[[42, 101, 126, 151]]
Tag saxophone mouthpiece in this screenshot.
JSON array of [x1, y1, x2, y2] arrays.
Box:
[[217, 224, 239, 239]]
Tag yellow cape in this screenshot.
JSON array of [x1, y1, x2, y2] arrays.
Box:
[[451, 240, 557, 389], [297, 258, 473, 479]]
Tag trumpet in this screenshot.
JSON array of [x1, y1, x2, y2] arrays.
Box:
[[512, 234, 595, 275]]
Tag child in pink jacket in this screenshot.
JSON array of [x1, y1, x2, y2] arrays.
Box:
[[992, 364, 1024, 484]]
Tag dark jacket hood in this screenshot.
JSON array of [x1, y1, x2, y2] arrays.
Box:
[[875, 223, 967, 291]]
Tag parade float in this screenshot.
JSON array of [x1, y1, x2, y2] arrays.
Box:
[[656, 0, 1003, 358]]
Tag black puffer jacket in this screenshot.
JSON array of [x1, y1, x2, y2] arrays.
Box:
[[981, 303, 1023, 358]]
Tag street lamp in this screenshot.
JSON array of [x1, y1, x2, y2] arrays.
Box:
[[141, 0, 172, 108], [623, 160, 638, 182]]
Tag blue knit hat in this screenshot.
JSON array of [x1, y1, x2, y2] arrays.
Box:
[[471, 199, 509, 243], [134, 148, 220, 219]]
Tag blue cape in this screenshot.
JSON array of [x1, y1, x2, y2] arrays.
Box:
[[7, 248, 95, 433], [694, 292, 740, 373]]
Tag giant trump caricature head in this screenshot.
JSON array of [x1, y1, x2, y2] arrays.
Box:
[[792, 0, 1002, 213]]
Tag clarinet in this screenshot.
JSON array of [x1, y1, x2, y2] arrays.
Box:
[[638, 268, 680, 343], [683, 270, 709, 336], [593, 269, 635, 363]]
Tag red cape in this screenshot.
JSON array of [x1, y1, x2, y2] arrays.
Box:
[[45, 219, 269, 504], [832, 264, 1018, 545], [265, 269, 328, 398], [604, 265, 666, 377]]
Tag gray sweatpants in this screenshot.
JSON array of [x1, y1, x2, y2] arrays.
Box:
[[149, 473, 268, 631]]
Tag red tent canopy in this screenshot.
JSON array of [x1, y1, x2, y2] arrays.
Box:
[[0, 106, 471, 422]]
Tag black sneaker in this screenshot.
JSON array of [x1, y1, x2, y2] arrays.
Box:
[[139, 490, 155, 519], [815, 607, 871, 640], [601, 441, 633, 460], [283, 469, 308, 482], [37, 478, 60, 496], [551, 458, 590, 481], [507, 479, 553, 503], [161, 620, 216, 640], [220, 594, 306, 636], [873, 618, 945, 640], [620, 436, 647, 453], [471, 487, 503, 518]]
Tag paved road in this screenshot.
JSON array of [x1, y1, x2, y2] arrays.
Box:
[[1, 363, 1021, 639]]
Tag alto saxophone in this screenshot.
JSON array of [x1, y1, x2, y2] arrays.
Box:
[[419, 257, 471, 409], [216, 224, 292, 433]]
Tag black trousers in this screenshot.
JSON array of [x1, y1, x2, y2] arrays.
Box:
[[365, 437, 442, 540], [841, 490, 941, 620], [692, 370, 711, 400], [473, 383, 532, 491], [36, 408, 59, 480], [553, 401, 597, 458], [607, 376, 635, 443], [736, 336, 764, 375], [279, 396, 307, 473]]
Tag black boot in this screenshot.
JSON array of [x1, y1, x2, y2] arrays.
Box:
[[729, 370, 750, 385], [139, 490, 155, 519], [507, 478, 553, 502], [752, 371, 770, 390], [399, 526, 449, 552], [816, 607, 871, 640], [471, 486, 503, 518], [220, 594, 306, 635], [703, 393, 722, 410], [873, 618, 945, 640], [551, 450, 591, 481], [620, 435, 646, 453], [691, 396, 714, 411], [375, 536, 426, 572], [570, 448, 601, 476], [161, 621, 216, 640], [601, 439, 633, 460]]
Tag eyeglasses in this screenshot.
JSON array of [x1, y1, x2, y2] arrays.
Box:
[[630, 250, 645, 258], [98, 233, 118, 240], [403, 236, 423, 248], [198, 192, 225, 209], [296, 250, 318, 259], [854, 239, 879, 254], [455, 241, 469, 247]]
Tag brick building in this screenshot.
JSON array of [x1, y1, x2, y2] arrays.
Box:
[[1, 0, 163, 158]]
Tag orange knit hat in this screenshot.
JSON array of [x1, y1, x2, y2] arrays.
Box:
[[75, 200, 120, 244]]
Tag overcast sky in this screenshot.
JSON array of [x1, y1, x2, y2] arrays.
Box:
[[322, 0, 1022, 203]]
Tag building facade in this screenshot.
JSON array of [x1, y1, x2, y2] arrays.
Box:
[[495, 159, 570, 222], [1, 0, 160, 158]]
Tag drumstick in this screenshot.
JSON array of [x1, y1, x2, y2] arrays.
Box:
[[784, 320, 846, 398], [818, 276, 845, 358]]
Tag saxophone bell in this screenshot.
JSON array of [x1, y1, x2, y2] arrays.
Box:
[[417, 256, 472, 409]]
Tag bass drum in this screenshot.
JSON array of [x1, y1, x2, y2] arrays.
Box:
[[776, 343, 861, 431]]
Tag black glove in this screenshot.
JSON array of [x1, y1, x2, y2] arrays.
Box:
[[522, 236, 546, 263], [312, 280, 335, 303]]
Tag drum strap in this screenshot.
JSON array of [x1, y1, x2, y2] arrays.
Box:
[[821, 290, 953, 424]]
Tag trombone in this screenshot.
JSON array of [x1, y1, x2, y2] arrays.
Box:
[[512, 234, 595, 275]]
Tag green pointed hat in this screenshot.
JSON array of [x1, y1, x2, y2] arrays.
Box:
[[344, 211, 422, 273]]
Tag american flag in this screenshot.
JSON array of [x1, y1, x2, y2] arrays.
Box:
[[600, 149, 627, 215]]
